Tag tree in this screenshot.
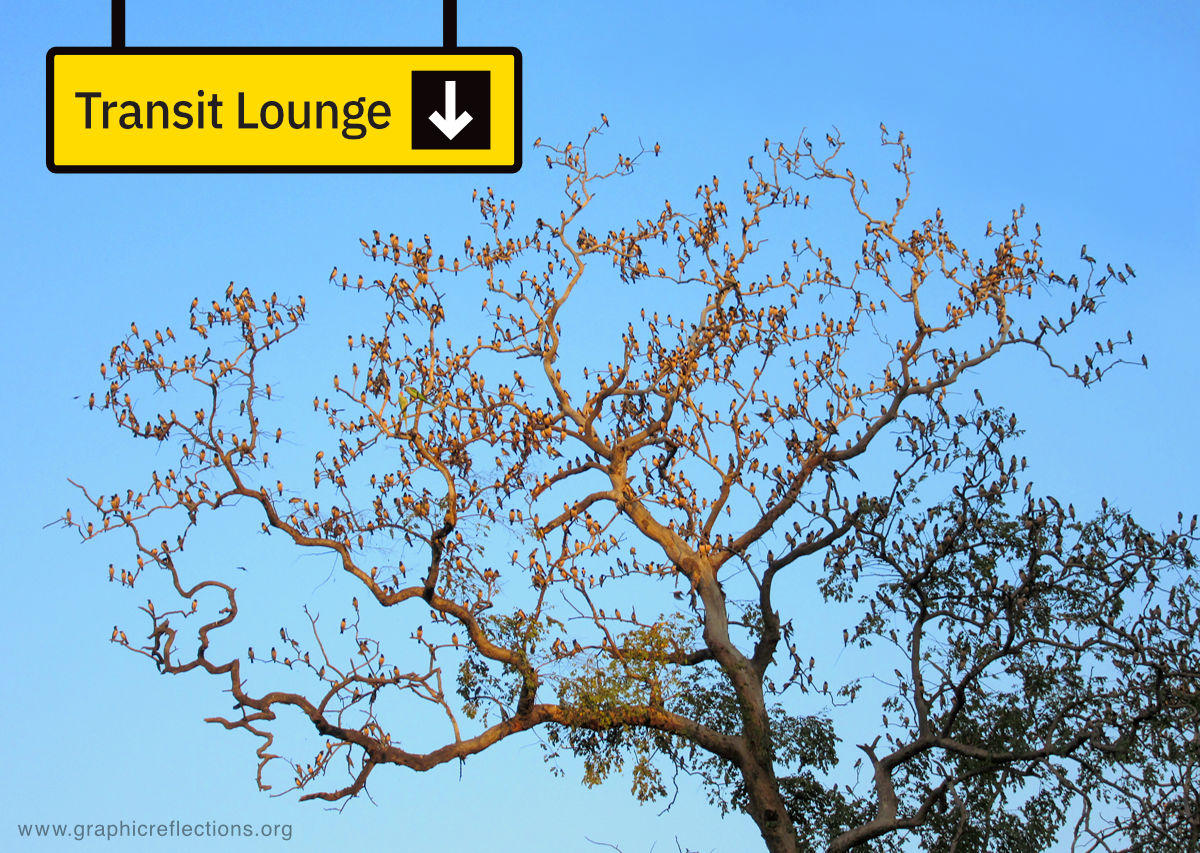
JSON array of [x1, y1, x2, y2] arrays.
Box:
[[63, 121, 1200, 852]]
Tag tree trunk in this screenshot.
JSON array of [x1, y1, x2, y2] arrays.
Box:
[[695, 572, 802, 852], [740, 751, 801, 853], [725, 654, 801, 852]]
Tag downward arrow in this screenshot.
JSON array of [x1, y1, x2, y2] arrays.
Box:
[[429, 80, 472, 140]]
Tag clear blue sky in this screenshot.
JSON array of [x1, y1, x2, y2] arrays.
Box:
[[3, 1, 1198, 850]]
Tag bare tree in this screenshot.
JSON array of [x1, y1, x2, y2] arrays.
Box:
[[63, 121, 1199, 852]]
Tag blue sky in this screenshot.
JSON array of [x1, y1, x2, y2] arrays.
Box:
[[3, 1, 1198, 850]]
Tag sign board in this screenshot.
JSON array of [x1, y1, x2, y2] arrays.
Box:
[[46, 47, 521, 173]]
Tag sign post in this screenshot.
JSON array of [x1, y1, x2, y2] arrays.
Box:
[[47, 1, 521, 173]]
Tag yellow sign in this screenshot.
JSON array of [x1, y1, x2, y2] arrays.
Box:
[[46, 48, 521, 172]]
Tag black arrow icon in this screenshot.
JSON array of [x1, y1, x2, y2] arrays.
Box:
[[412, 71, 490, 149]]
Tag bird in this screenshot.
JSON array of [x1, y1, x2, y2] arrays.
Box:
[[271, 647, 277, 661], [248, 647, 255, 661], [340, 618, 347, 633]]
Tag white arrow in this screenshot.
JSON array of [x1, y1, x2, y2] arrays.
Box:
[[429, 80, 472, 140]]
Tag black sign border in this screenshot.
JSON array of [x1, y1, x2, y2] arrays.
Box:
[[46, 46, 522, 174]]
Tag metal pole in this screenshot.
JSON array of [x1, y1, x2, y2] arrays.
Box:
[[112, 0, 125, 48], [443, 0, 456, 48]]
